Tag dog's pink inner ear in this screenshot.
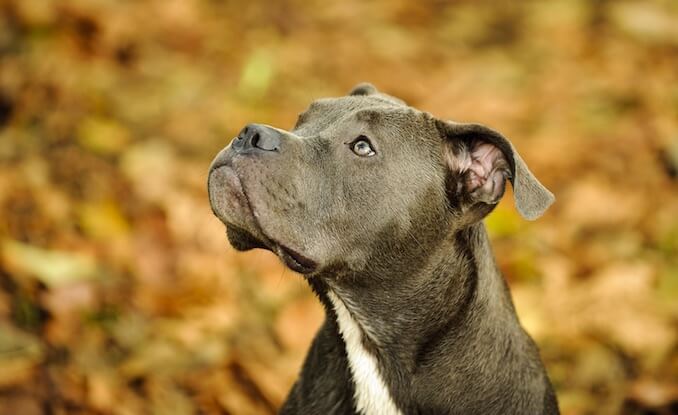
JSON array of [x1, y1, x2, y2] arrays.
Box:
[[447, 140, 511, 204]]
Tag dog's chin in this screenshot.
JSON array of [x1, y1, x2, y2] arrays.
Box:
[[226, 224, 268, 251], [225, 224, 318, 275]]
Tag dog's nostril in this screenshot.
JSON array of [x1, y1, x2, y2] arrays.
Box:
[[234, 123, 281, 152], [251, 132, 260, 148], [236, 126, 248, 141]]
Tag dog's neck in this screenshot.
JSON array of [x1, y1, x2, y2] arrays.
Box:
[[307, 222, 521, 412], [313, 223, 514, 350]]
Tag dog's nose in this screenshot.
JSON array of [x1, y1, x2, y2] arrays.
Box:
[[232, 123, 281, 153]]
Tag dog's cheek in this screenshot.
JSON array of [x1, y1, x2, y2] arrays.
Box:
[[344, 246, 370, 271]]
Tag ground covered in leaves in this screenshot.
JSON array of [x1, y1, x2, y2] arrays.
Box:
[[0, 0, 677, 414]]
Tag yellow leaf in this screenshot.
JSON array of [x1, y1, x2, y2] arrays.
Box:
[[78, 201, 130, 239], [77, 117, 131, 155], [1, 240, 98, 288]]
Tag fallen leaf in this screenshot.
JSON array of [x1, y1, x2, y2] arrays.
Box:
[[1, 240, 98, 288], [77, 117, 132, 156], [0, 323, 44, 388]]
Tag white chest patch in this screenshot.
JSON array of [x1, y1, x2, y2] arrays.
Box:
[[327, 291, 403, 415]]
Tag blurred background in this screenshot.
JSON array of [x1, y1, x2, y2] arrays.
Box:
[[0, 0, 677, 414]]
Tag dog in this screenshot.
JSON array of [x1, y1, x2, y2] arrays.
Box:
[[208, 83, 559, 414]]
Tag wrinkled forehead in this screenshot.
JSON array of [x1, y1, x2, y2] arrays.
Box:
[[292, 93, 412, 137]]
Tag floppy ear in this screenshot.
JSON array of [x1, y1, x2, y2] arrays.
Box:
[[439, 121, 554, 220], [348, 82, 379, 96]]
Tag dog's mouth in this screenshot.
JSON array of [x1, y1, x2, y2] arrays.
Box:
[[209, 164, 318, 275], [225, 224, 318, 274], [274, 243, 317, 274]]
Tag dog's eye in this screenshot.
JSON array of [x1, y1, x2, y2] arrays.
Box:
[[351, 136, 376, 157]]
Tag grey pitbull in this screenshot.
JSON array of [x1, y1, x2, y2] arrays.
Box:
[[207, 83, 559, 414]]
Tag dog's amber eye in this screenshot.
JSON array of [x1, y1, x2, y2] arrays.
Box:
[[351, 136, 376, 157]]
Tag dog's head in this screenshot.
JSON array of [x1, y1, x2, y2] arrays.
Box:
[[208, 83, 553, 275]]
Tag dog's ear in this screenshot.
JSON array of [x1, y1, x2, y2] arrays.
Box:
[[349, 82, 378, 96], [438, 121, 554, 220]]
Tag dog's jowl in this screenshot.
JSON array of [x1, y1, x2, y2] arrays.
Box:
[[208, 83, 560, 415]]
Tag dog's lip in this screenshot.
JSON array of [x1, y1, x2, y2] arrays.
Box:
[[210, 164, 318, 274], [211, 164, 275, 244], [274, 242, 318, 274], [209, 164, 254, 225], [210, 159, 232, 173]]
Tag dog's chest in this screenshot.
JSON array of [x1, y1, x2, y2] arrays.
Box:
[[327, 291, 403, 415]]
